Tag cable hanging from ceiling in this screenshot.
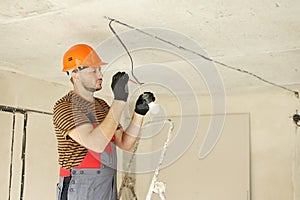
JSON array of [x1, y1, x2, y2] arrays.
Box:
[[108, 17, 175, 200], [104, 16, 299, 99]]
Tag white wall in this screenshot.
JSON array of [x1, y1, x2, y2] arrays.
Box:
[[128, 86, 300, 200], [0, 69, 299, 200], [131, 113, 250, 200], [0, 70, 68, 200], [222, 88, 300, 200]]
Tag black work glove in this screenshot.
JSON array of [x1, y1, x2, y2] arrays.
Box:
[[135, 92, 155, 115], [111, 72, 129, 101]]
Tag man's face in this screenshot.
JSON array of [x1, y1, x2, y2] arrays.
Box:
[[77, 67, 103, 92]]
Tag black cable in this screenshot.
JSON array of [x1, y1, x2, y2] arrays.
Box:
[[104, 16, 299, 98], [108, 19, 143, 85], [20, 112, 28, 200], [8, 113, 16, 200]]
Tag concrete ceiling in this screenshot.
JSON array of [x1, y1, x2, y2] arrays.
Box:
[[0, 0, 299, 96]]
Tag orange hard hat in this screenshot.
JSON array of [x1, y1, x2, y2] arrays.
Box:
[[62, 44, 107, 72]]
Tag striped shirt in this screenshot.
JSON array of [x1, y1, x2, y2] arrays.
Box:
[[53, 91, 111, 169]]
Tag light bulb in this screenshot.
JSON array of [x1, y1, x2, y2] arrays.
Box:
[[149, 102, 160, 114]]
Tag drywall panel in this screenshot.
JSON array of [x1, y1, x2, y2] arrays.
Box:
[[133, 113, 250, 200]]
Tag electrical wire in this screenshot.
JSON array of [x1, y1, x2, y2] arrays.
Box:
[[117, 139, 139, 200], [104, 16, 299, 98], [0, 105, 51, 200], [20, 112, 28, 200], [108, 18, 175, 200], [8, 113, 16, 200], [108, 19, 144, 85], [108, 18, 143, 200]]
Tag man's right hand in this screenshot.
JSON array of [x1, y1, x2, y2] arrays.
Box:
[[111, 72, 129, 101], [135, 92, 155, 115]]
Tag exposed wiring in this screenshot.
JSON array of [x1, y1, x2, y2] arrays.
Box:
[[108, 18, 143, 200], [20, 112, 28, 200], [119, 119, 174, 200], [118, 139, 139, 200], [8, 113, 16, 200], [104, 16, 299, 98], [108, 19, 144, 85], [108, 18, 174, 200], [292, 127, 299, 200], [0, 105, 52, 200]]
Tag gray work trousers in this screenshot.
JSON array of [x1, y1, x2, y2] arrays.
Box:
[[57, 142, 117, 200], [56, 166, 117, 200]]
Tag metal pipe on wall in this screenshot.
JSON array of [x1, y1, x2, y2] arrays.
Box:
[[0, 105, 52, 200]]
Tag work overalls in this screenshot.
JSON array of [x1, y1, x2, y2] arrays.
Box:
[[56, 142, 117, 200], [56, 95, 118, 200]]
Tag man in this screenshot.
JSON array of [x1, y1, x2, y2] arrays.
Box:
[[53, 44, 155, 200]]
